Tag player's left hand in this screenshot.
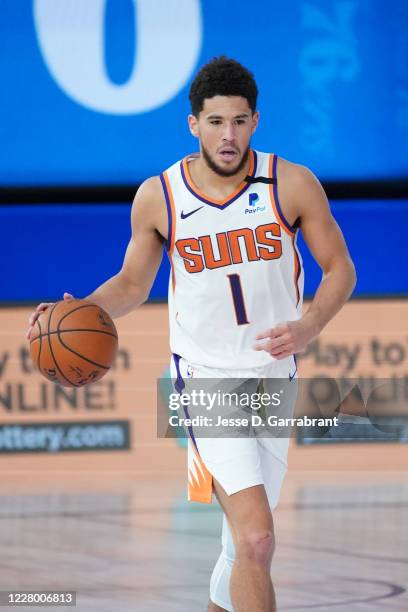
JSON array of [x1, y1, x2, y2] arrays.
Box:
[[253, 319, 314, 359]]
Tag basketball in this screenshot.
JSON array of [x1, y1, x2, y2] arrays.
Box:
[[29, 299, 118, 387]]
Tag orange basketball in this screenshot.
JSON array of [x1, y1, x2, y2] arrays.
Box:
[[29, 299, 118, 387]]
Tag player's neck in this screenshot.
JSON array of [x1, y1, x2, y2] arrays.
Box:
[[188, 152, 251, 200]]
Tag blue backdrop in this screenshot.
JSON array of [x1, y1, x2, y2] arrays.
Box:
[[1, 0, 407, 186], [1, 199, 406, 302]]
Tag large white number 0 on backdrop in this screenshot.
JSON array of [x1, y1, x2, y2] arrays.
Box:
[[33, 0, 202, 114]]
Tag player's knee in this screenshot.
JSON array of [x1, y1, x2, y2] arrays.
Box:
[[237, 530, 275, 567]]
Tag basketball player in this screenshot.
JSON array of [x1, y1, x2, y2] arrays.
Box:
[[27, 57, 356, 611]]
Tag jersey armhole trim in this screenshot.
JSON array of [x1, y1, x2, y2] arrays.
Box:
[[160, 171, 176, 253], [291, 231, 302, 307], [268, 154, 296, 236]]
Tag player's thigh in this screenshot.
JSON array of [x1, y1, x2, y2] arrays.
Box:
[[213, 478, 274, 539]]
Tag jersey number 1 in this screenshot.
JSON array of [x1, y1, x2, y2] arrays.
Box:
[[227, 274, 249, 325]]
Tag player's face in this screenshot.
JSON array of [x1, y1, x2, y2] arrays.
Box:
[[188, 96, 259, 177]]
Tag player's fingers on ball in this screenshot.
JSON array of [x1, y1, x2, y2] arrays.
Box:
[[63, 293, 74, 300], [36, 302, 51, 313], [28, 312, 36, 325], [29, 309, 42, 325]]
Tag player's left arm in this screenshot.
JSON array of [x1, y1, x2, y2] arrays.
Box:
[[254, 164, 357, 359]]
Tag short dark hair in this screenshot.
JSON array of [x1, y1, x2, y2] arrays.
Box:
[[189, 56, 258, 117]]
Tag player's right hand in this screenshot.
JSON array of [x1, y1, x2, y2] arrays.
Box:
[[26, 292, 74, 340]]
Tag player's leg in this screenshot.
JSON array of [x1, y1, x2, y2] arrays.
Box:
[[213, 479, 277, 612], [209, 514, 234, 611], [208, 364, 294, 610], [209, 450, 288, 611], [171, 356, 276, 609], [199, 434, 265, 611], [207, 599, 228, 612]]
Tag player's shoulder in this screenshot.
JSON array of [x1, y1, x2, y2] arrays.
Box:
[[131, 175, 166, 226], [275, 155, 328, 216], [276, 156, 320, 188], [135, 175, 163, 200]]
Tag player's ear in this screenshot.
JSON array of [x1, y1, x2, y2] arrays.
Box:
[[251, 110, 260, 134], [188, 114, 199, 138]]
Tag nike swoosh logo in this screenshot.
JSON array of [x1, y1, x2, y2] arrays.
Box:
[[180, 206, 204, 219]]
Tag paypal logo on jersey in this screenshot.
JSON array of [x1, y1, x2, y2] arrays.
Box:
[[249, 193, 259, 206], [245, 192, 266, 215]]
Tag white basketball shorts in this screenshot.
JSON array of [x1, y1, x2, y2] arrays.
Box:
[[170, 353, 298, 504]]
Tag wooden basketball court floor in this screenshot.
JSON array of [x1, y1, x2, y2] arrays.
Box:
[[1, 469, 407, 611]]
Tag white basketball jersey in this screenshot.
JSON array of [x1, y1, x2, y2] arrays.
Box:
[[160, 149, 304, 369]]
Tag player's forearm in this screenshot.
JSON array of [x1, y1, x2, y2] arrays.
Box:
[[302, 257, 357, 338], [84, 272, 148, 318]]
